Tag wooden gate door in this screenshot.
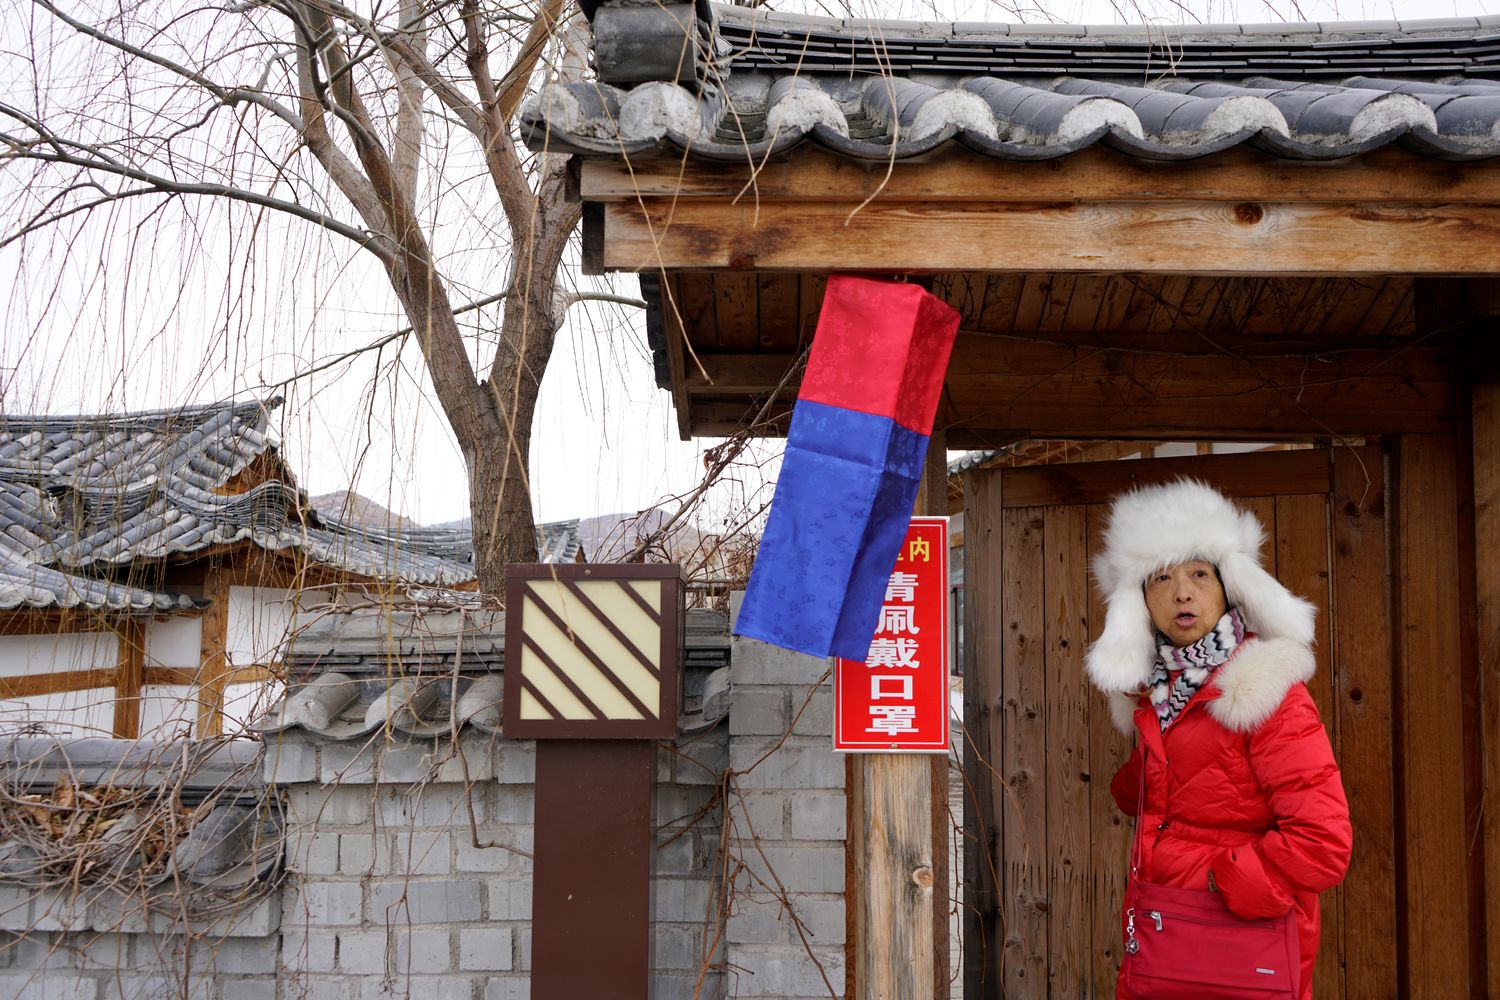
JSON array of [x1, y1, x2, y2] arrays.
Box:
[[962, 447, 1396, 1000]]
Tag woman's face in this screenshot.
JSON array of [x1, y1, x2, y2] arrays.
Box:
[[1145, 560, 1228, 647]]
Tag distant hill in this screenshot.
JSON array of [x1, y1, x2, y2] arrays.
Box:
[[322, 492, 749, 580], [430, 508, 706, 561], [310, 491, 420, 531]]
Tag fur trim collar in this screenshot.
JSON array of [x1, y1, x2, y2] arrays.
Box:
[[1106, 636, 1315, 735], [1084, 479, 1316, 694]]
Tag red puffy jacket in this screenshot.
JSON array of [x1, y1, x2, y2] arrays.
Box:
[[1109, 636, 1352, 1000]]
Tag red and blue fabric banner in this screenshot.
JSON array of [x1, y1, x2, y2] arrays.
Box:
[[734, 276, 960, 661]]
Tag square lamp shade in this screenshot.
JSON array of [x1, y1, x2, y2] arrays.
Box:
[[502, 564, 683, 739]]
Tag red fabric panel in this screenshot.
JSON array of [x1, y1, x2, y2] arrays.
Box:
[[797, 275, 960, 433]]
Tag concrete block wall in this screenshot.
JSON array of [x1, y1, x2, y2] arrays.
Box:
[[0, 638, 865, 1000], [276, 731, 531, 1000], [0, 724, 727, 1000], [0, 885, 281, 999], [275, 727, 727, 1000], [723, 636, 847, 999]]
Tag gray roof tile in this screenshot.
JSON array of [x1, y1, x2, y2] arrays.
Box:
[[527, 3, 1500, 165], [0, 400, 588, 608], [253, 605, 732, 741]]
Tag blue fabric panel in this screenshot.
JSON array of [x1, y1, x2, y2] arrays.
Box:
[[735, 401, 931, 661], [832, 450, 925, 659], [785, 400, 927, 478]]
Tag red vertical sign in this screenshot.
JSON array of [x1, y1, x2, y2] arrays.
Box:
[[834, 517, 951, 753]]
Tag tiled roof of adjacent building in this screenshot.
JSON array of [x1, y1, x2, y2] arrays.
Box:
[[522, 4, 1500, 162], [0, 398, 584, 609], [254, 604, 731, 741]]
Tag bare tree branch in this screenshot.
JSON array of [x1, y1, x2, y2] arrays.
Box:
[[32, 0, 304, 130], [494, 0, 570, 124], [1, 109, 393, 258]]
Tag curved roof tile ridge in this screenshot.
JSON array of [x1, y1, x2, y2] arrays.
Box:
[[711, 4, 1497, 40]]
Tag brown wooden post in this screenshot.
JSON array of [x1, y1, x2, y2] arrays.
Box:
[[112, 617, 146, 739], [1394, 433, 1472, 998], [196, 564, 230, 739], [849, 428, 949, 1000], [1474, 379, 1500, 1000], [962, 467, 1003, 999], [1330, 447, 1399, 1000], [504, 564, 683, 1000]]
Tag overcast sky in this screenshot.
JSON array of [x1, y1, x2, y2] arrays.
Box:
[[1, 0, 1490, 528]]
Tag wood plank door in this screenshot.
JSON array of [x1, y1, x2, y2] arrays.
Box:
[[961, 447, 1399, 1000]]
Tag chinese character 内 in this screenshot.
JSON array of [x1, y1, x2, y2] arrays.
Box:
[[885, 571, 919, 602], [907, 537, 931, 562], [867, 705, 918, 736], [870, 675, 914, 700], [877, 605, 920, 636], [865, 636, 921, 669]]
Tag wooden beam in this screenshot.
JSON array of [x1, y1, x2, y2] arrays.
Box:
[[683, 330, 1456, 439], [660, 274, 694, 442], [0, 668, 117, 699], [999, 503, 1048, 995], [961, 468, 1003, 998], [1474, 381, 1500, 1000], [684, 354, 802, 396], [995, 448, 1332, 507], [1043, 504, 1090, 997], [1395, 433, 1472, 998], [601, 199, 1500, 275], [580, 145, 1500, 206], [144, 665, 272, 687], [196, 565, 230, 739], [925, 429, 950, 1000], [1331, 446, 1400, 999], [111, 618, 145, 739], [0, 612, 122, 636]]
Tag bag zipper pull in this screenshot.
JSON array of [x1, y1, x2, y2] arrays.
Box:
[[1149, 911, 1163, 932], [1125, 908, 1139, 955]]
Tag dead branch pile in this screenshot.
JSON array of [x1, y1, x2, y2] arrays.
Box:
[[0, 778, 193, 887], [0, 742, 284, 923]]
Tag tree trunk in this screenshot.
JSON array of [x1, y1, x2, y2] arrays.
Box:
[[467, 261, 562, 593]]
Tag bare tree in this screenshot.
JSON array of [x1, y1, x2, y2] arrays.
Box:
[[1, 0, 597, 588]]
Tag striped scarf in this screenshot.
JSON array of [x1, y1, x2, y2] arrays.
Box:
[[1148, 607, 1247, 732]]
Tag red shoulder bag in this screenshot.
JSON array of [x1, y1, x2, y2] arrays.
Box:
[[1120, 759, 1300, 1000]]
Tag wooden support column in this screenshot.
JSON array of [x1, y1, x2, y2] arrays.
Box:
[[112, 618, 146, 739], [196, 565, 230, 739], [961, 466, 1003, 998], [1474, 381, 1500, 1000], [848, 429, 949, 1000], [1394, 434, 1472, 998]]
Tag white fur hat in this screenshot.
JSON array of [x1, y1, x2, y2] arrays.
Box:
[[1084, 478, 1316, 693]]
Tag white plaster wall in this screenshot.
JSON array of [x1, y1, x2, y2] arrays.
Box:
[[223, 680, 283, 734], [0, 632, 118, 679], [145, 615, 202, 669], [0, 633, 121, 736], [138, 683, 197, 740], [0, 688, 116, 737], [226, 586, 295, 667]]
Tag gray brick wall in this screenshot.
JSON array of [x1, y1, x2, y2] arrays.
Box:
[[0, 639, 859, 1000], [273, 728, 725, 1000], [723, 635, 846, 1000]]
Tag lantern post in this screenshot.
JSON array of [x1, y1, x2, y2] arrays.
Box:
[[503, 563, 684, 1000]]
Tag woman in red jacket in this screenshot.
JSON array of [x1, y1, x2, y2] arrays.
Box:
[[1085, 479, 1352, 1000]]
